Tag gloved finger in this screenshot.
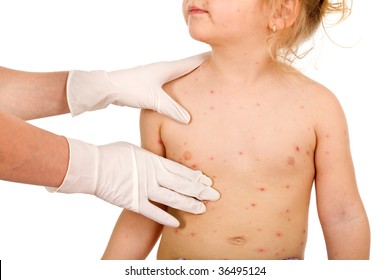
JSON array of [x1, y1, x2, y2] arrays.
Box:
[[154, 88, 191, 124], [159, 172, 220, 201], [160, 52, 210, 82], [148, 186, 206, 214], [160, 157, 213, 186], [140, 202, 181, 228], [158, 158, 220, 201]]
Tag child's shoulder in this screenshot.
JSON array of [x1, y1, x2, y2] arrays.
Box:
[[293, 72, 348, 131], [140, 108, 165, 127], [294, 71, 344, 113]]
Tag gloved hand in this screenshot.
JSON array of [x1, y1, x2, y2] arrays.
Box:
[[46, 138, 220, 227], [67, 52, 209, 124]]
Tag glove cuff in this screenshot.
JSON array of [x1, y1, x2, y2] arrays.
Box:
[[46, 138, 99, 195], [67, 70, 118, 116]]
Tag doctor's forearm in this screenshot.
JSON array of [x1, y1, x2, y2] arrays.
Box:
[[0, 67, 70, 120], [0, 110, 69, 187]]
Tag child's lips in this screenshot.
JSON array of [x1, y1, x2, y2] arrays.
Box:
[[188, 6, 208, 15]]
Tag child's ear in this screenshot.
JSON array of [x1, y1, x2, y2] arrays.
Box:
[[268, 0, 300, 32]]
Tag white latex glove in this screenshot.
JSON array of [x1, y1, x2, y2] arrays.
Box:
[[47, 138, 220, 227], [67, 52, 209, 123]]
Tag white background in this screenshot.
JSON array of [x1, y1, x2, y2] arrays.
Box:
[[0, 0, 388, 279]]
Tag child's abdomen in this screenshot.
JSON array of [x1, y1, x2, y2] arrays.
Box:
[[157, 174, 312, 260]]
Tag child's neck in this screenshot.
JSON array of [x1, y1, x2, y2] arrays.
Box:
[[204, 44, 274, 85]]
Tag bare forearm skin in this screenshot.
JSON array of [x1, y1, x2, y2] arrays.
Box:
[[0, 110, 69, 187], [0, 67, 69, 120], [323, 211, 370, 260]]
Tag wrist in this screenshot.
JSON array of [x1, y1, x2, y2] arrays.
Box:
[[67, 70, 119, 116], [46, 138, 99, 195]]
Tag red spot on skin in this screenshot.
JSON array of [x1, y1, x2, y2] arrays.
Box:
[[285, 185, 291, 189], [157, 139, 163, 145], [251, 203, 257, 207], [286, 209, 290, 213], [239, 151, 244, 156], [326, 134, 330, 138], [191, 164, 198, 169], [210, 156, 214, 160], [256, 103, 261, 107], [276, 232, 283, 237], [174, 229, 180, 234], [258, 187, 266, 192], [210, 90, 215, 94], [295, 146, 300, 152], [256, 248, 265, 254], [257, 228, 262, 232], [183, 151, 192, 161], [287, 156, 295, 166], [190, 232, 197, 237], [210, 106, 214, 110]]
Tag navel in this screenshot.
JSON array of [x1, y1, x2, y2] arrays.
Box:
[[228, 236, 247, 246]]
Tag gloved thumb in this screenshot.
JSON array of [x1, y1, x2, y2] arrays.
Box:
[[154, 87, 191, 124], [161, 52, 210, 82], [140, 202, 181, 228]]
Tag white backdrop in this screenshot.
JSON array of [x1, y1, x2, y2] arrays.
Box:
[[0, 0, 388, 278]]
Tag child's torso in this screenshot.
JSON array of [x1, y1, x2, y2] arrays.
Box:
[[157, 69, 317, 260]]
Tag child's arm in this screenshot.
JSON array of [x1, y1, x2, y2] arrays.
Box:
[[102, 109, 166, 259], [102, 208, 164, 259], [314, 89, 370, 260]]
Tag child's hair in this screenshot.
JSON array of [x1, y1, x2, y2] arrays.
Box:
[[266, 0, 351, 64]]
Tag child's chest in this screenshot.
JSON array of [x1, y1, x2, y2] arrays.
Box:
[[161, 86, 317, 178]]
